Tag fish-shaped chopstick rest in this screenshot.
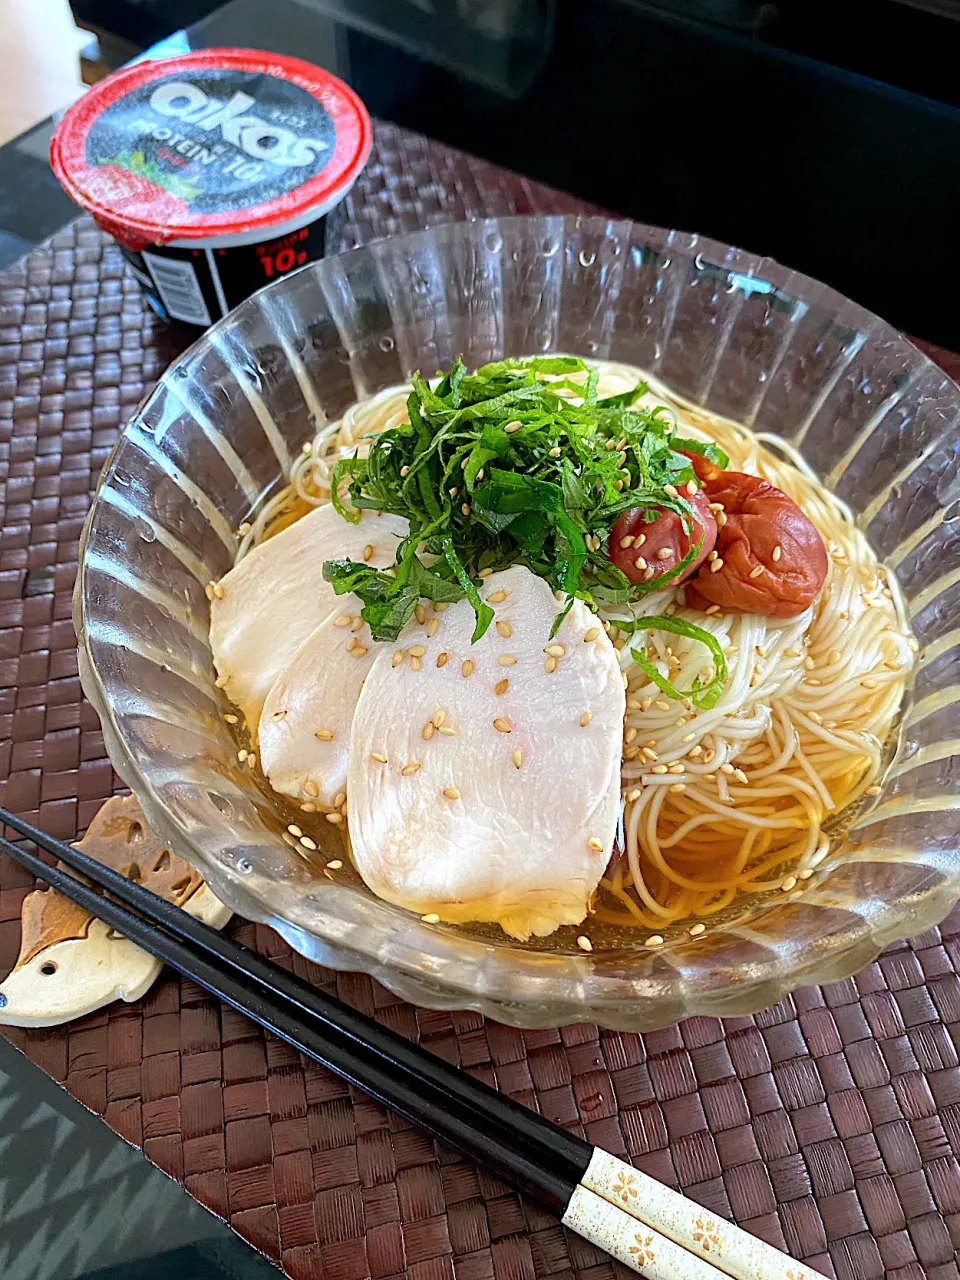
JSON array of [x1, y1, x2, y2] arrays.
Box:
[[0, 795, 231, 1026]]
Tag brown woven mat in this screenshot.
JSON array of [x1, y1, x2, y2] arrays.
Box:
[[2, 122, 960, 1280]]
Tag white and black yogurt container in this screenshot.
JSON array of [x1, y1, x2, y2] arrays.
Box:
[[51, 48, 372, 328]]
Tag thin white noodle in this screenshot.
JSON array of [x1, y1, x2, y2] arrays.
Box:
[[237, 359, 915, 931]]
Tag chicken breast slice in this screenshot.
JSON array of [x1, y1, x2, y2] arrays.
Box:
[[258, 597, 377, 809], [209, 504, 407, 729], [347, 564, 625, 939]]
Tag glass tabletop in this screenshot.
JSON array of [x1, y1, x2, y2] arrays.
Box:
[[0, 1038, 277, 1280]]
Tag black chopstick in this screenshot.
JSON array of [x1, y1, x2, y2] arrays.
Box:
[[0, 806, 829, 1280], [0, 805, 590, 1214]]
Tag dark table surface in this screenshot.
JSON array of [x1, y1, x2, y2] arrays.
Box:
[[1, 3, 960, 1279]]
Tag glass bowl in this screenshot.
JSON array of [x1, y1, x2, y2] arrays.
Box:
[[74, 215, 960, 1030]]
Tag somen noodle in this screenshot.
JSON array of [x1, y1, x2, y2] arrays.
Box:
[[235, 362, 915, 935]]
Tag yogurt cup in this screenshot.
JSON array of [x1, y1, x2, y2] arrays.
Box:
[[51, 48, 372, 328]]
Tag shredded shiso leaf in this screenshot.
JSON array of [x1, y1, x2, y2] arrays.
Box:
[[322, 357, 728, 704]]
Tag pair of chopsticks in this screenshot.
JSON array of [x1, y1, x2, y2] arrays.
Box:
[[0, 803, 824, 1280]]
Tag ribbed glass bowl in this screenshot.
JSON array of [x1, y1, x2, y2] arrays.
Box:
[[75, 215, 960, 1030]]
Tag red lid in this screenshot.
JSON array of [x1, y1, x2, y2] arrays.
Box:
[[51, 48, 372, 249]]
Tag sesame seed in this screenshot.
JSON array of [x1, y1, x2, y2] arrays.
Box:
[[710, 558, 724, 573], [681, 732, 696, 743], [392, 650, 405, 667], [624, 727, 638, 744], [462, 659, 475, 678], [435, 602, 449, 612], [643, 566, 656, 581], [494, 678, 509, 695], [401, 762, 421, 776], [544, 644, 565, 657], [238, 749, 248, 762], [586, 837, 603, 852], [443, 787, 461, 800], [215, 674, 229, 688], [426, 618, 439, 638], [496, 621, 513, 638], [287, 824, 303, 837], [272, 708, 288, 720], [651, 764, 668, 774], [350, 645, 369, 659], [668, 762, 685, 774], [498, 654, 517, 667], [421, 722, 435, 740], [619, 535, 635, 549], [205, 583, 215, 601], [488, 589, 507, 603], [305, 780, 320, 798], [334, 614, 352, 627], [363, 544, 374, 563], [772, 544, 782, 562], [370, 752, 387, 763], [798, 869, 814, 880], [300, 836, 318, 851], [626, 788, 642, 802], [584, 627, 600, 642], [663, 484, 679, 498], [400, 465, 410, 477], [544, 656, 557, 674], [635, 534, 646, 547], [410, 656, 422, 672], [580, 711, 592, 727], [493, 717, 512, 733], [512, 748, 523, 768], [549, 446, 562, 458], [749, 564, 764, 579], [733, 768, 749, 784], [689, 923, 706, 937], [707, 550, 718, 562], [415, 604, 426, 624], [409, 645, 426, 657], [655, 700, 670, 712], [214, 582, 225, 600], [704, 604, 720, 615], [438, 726, 457, 737], [781, 875, 797, 892], [422, 912, 441, 923], [476, 469, 485, 482], [686, 481, 698, 496], [326, 860, 343, 872], [657, 548, 672, 561], [669, 783, 686, 793], [325, 812, 344, 825], [784, 647, 801, 658], [645, 935, 664, 947], [300, 803, 316, 812], [504, 420, 522, 433], [577, 935, 593, 952], [223, 713, 238, 724], [866, 784, 882, 795], [642, 747, 658, 761], [247, 753, 257, 769], [433, 708, 446, 727], [449, 487, 458, 498], [238, 521, 252, 536], [479, 567, 494, 578], [720, 763, 735, 774], [436, 651, 449, 668], [633, 556, 648, 571]]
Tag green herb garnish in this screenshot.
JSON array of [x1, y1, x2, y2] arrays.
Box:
[[625, 614, 728, 710], [322, 357, 729, 645]]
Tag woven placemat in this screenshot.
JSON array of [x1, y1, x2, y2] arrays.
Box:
[[2, 122, 960, 1280]]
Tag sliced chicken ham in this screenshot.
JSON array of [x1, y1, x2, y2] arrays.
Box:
[[209, 505, 407, 729], [258, 597, 376, 809], [346, 565, 625, 939]]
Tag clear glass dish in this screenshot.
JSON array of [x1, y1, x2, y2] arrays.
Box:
[[74, 215, 960, 1030]]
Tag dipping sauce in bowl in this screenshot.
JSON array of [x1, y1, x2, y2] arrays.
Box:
[[51, 47, 371, 328]]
